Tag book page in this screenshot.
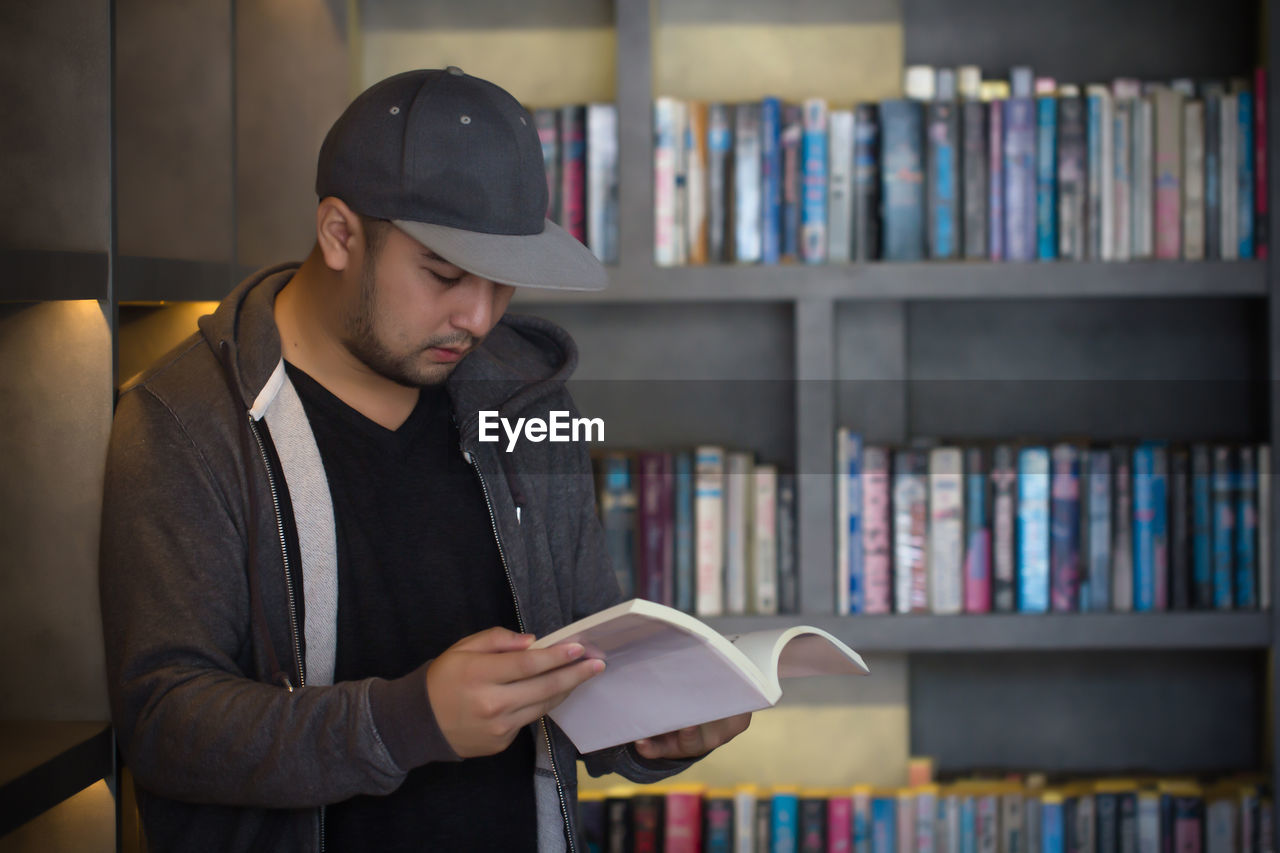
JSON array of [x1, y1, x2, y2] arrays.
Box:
[[542, 610, 775, 753], [728, 627, 870, 694]]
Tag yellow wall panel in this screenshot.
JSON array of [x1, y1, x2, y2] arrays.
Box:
[[360, 29, 617, 106]]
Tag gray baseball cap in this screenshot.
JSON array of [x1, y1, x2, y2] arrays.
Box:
[[315, 67, 607, 291]]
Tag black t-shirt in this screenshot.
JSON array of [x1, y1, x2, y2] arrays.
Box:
[[283, 362, 538, 853]]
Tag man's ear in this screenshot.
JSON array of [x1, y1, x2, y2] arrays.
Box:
[[315, 197, 362, 272]]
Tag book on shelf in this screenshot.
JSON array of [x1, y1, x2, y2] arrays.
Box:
[[832, 430, 1270, 616], [528, 100, 617, 261], [650, 61, 1266, 266], [531, 597, 869, 753]]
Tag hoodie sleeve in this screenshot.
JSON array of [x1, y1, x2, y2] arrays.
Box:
[[100, 384, 458, 810]]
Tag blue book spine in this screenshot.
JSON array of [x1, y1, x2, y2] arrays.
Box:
[[801, 99, 829, 264], [928, 101, 959, 258], [1239, 91, 1255, 258], [1004, 97, 1038, 261], [880, 100, 926, 261], [989, 100, 1006, 260], [1212, 446, 1236, 608], [1236, 446, 1258, 608], [960, 797, 977, 853], [1042, 799, 1065, 853], [1191, 445, 1214, 608], [673, 451, 695, 613], [773, 791, 800, 853], [1132, 444, 1157, 612], [1086, 449, 1112, 611], [1036, 96, 1059, 259], [871, 797, 897, 853], [1050, 444, 1082, 611], [761, 97, 783, 264], [847, 432, 865, 613], [1018, 447, 1051, 612]]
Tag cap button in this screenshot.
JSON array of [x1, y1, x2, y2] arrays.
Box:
[[445, 65, 464, 76]]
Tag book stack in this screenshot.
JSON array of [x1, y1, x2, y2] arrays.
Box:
[[594, 446, 799, 618], [579, 774, 1271, 853], [653, 65, 1267, 265], [835, 431, 1271, 615], [531, 103, 619, 263]]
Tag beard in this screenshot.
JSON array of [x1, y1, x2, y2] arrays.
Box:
[[340, 252, 473, 388]]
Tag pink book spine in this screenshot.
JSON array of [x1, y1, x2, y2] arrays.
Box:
[[828, 795, 853, 853], [1256, 67, 1269, 260], [964, 529, 992, 612], [664, 791, 703, 853], [862, 446, 893, 613], [560, 108, 587, 243]]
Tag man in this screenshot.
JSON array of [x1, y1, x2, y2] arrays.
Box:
[[100, 68, 749, 852]]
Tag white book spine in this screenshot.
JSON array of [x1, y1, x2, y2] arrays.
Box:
[[1183, 99, 1206, 261], [1097, 88, 1116, 261], [1221, 93, 1239, 260], [586, 103, 618, 264], [827, 109, 856, 263], [1137, 792, 1160, 853], [753, 465, 779, 615], [734, 103, 763, 262], [1113, 98, 1133, 261], [1206, 798, 1236, 853], [695, 445, 725, 617], [672, 99, 689, 265], [1001, 793, 1024, 853], [916, 789, 937, 853], [1132, 95, 1155, 258], [1085, 85, 1116, 262], [724, 451, 753, 615], [929, 447, 965, 614], [654, 97, 681, 266]]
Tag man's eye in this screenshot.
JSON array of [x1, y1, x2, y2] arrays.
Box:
[[426, 267, 463, 285]]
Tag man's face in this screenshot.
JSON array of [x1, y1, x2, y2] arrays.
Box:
[[340, 224, 516, 387]]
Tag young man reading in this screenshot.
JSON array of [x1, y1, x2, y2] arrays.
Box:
[[100, 68, 749, 853]]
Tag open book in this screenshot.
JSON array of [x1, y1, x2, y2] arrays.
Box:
[[531, 599, 870, 753]]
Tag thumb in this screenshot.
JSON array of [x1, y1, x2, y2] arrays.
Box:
[[453, 626, 537, 653]]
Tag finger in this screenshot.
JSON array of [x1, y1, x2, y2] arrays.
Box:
[[452, 627, 536, 653], [502, 657, 605, 718], [487, 643, 594, 685]]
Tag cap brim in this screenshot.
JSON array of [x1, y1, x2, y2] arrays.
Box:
[[392, 218, 608, 291]]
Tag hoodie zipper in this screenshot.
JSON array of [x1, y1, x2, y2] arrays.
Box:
[[463, 447, 578, 853], [247, 415, 325, 851]]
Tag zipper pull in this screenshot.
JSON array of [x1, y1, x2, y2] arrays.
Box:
[[515, 506, 522, 525]]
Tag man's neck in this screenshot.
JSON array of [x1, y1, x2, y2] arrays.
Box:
[[273, 258, 420, 431]]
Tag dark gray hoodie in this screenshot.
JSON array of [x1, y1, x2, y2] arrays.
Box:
[[100, 264, 697, 852]]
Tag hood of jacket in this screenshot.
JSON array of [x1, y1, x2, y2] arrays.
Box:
[[196, 261, 580, 435]]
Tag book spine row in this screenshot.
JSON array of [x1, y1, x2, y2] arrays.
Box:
[[598, 446, 796, 618], [535, 103, 618, 263], [654, 67, 1266, 266], [579, 778, 1270, 853], [835, 435, 1270, 615]]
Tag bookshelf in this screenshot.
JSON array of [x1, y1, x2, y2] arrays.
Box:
[[3, 0, 1276, 839]]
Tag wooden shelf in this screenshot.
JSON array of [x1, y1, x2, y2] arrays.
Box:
[[0, 721, 113, 836], [515, 260, 1267, 304], [705, 611, 1272, 652], [0, 250, 108, 302]]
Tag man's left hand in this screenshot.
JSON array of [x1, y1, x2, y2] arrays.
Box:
[[632, 712, 752, 760]]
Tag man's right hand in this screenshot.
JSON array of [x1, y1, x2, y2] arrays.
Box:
[[425, 627, 605, 758]]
